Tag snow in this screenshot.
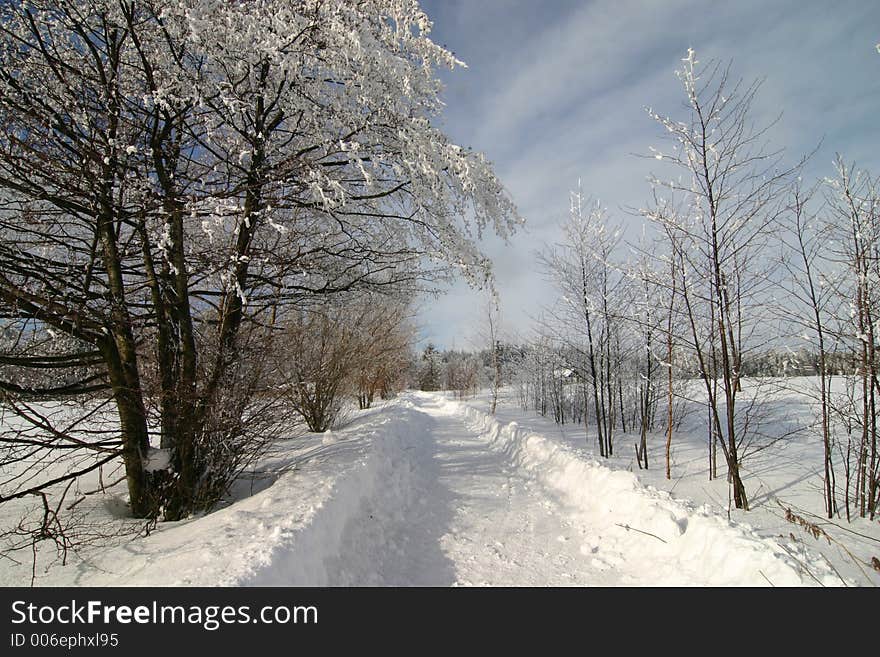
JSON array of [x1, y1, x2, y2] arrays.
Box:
[[3, 387, 868, 587], [458, 380, 880, 587], [452, 398, 840, 586], [144, 448, 171, 473]]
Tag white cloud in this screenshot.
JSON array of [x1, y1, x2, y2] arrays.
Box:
[[419, 0, 880, 346]]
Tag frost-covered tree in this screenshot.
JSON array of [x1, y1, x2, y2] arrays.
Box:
[[820, 158, 880, 520], [0, 0, 521, 523], [477, 292, 504, 414], [777, 182, 842, 518], [623, 252, 665, 471], [538, 189, 627, 457], [643, 50, 798, 509]]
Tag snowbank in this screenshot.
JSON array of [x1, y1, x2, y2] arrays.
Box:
[[451, 400, 843, 587]]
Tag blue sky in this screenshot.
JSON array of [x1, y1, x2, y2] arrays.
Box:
[[415, 0, 880, 349]]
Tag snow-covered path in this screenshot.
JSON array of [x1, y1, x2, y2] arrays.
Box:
[[6, 391, 842, 586], [265, 393, 838, 587], [325, 394, 609, 586]]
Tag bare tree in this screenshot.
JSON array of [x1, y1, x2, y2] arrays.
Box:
[[351, 298, 416, 410], [271, 298, 407, 433], [822, 158, 880, 519], [480, 292, 504, 414], [643, 50, 798, 509], [538, 189, 627, 458], [778, 182, 841, 518]]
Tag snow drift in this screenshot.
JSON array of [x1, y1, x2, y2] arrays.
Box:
[[452, 400, 842, 586]]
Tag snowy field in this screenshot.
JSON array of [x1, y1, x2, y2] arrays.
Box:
[[2, 383, 877, 587]]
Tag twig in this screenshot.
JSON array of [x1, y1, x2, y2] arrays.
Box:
[[823, 554, 850, 588], [776, 500, 873, 586], [669, 470, 686, 494], [782, 501, 880, 545], [615, 523, 668, 543], [777, 541, 825, 586]]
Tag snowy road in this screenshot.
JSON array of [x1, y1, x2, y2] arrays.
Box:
[[292, 393, 836, 586], [13, 392, 838, 586], [325, 394, 613, 586]]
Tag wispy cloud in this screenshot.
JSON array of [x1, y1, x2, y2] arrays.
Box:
[[418, 0, 880, 347]]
